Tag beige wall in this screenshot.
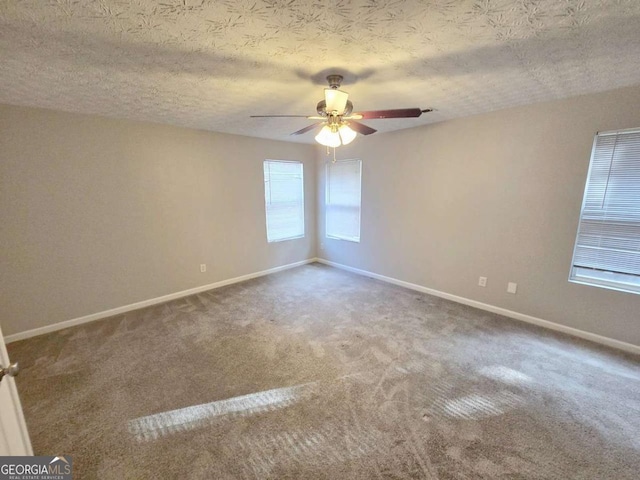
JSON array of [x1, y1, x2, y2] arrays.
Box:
[[0, 104, 316, 336], [317, 85, 640, 347], [3, 86, 640, 346]]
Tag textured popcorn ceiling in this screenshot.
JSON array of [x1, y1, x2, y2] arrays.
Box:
[[1, 0, 640, 143]]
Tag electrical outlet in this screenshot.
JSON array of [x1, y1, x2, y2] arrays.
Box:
[[200, 264, 206, 273], [507, 282, 517, 294], [478, 276, 487, 287]]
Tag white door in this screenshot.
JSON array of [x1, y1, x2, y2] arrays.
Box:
[[0, 324, 32, 455]]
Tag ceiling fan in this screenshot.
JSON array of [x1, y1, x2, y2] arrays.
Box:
[[251, 75, 432, 148]]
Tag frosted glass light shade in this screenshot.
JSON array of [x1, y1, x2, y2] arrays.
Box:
[[324, 88, 349, 115], [338, 124, 357, 145], [315, 125, 341, 148]]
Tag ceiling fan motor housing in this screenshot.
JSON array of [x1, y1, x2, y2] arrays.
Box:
[[317, 99, 353, 116]]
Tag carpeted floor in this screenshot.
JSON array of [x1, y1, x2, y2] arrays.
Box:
[[8, 263, 640, 479]]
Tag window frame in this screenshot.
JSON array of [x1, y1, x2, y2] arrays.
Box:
[[325, 158, 362, 243], [568, 127, 640, 295], [263, 159, 305, 243]]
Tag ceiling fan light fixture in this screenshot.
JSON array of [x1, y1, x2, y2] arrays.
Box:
[[315, 125, 341, 148], [338, 124, 357, 145]]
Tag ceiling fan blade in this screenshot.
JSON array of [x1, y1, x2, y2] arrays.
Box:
[[325, 88, 349, 115], [354, 108, 431, 119], [348, 121, 377, 135], [250, 115, 311, 118], [290, 122, 323, 136]]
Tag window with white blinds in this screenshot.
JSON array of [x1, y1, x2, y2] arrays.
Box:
[[326, 159, 362, 242], [570, 128, 640, 294], [263, 160, 304, 242]]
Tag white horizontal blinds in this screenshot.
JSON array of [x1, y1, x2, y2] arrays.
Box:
[[573, 130, 640, 277], [264, 160, 304, 242], [326, 159, 361, 241]]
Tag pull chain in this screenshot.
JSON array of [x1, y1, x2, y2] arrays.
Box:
[[324, 146, 338, 163]]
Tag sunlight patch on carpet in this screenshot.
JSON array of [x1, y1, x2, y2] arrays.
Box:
[[433, 391, 525, 420], [128, 383, 312, 442], [478, 365, 533, 386]]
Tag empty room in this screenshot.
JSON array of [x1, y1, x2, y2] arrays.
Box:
[[1, 1, 639, 479]]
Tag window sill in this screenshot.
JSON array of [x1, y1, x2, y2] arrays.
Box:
[[569, 269, 640, 295], [267, 235, 305, 243], [326, 235, 360, 243]]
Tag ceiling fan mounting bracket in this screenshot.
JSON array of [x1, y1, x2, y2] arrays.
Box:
[[326, 74, 343, 89]]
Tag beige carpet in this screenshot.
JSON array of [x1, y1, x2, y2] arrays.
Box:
[[8, 263, 640, 479]]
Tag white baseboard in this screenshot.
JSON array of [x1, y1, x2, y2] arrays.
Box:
[[5, 258, 318, 344], [316, 258, 640, 356]]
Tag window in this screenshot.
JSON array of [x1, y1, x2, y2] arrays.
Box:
[[570, 128, 640, 294], [326, 159, 362, 242], [263, 160, 304, 242]]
